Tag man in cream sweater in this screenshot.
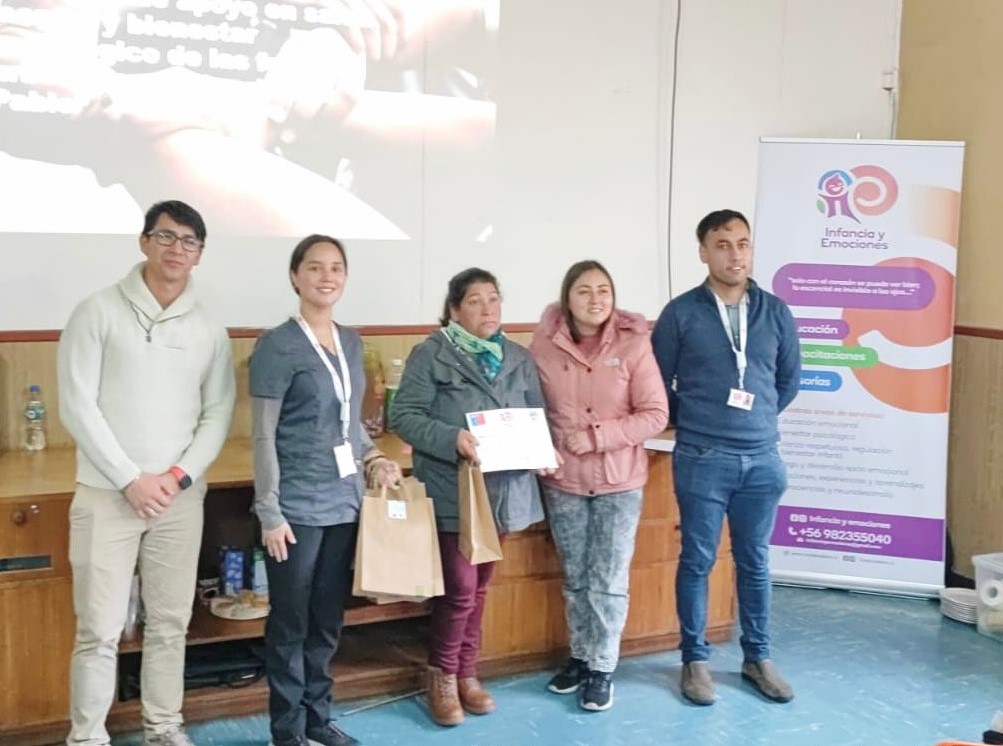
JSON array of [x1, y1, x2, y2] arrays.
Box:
[[57, 200, 235, 746]]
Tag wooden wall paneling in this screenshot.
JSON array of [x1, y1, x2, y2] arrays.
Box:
[[900, 0, 1003, 328], [492, 529, 562, 583], [632, 520, 677, 565], [899, 0, 1003, 579], [623, 563, 678, 640], [506, 332, 532, 347], [228, 338, 257, 441], [363, 334, 427, 372], [0, 341, 69, 452], [0, 328, 529, 453], [622, 557, 734, 645], [0, 333, 442, 453], [624, 541, 735, 641], [0, 344, 7, 452], [479, 577, 567, 660], [642, 450, 675, 521], [946, 336, 1003, 576]]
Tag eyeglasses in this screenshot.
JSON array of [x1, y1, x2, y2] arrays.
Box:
[[146, 229, 203, 253]]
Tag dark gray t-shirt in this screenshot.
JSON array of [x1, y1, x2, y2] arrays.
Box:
[[249, 319, 366, 527]]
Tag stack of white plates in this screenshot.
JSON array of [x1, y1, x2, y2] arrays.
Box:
[[940, 587, 979, 624]]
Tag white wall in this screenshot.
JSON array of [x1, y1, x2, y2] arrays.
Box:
[[424, 0, 902, 324], [667, 0, 902, 300], [486, 0, 672, 322]]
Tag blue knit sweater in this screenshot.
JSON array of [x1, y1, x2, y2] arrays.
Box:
[[651, 280, 801, 452]]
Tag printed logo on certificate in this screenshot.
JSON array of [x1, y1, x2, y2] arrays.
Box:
[[465, 408, 558, 473]]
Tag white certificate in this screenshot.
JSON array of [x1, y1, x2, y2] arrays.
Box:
[[465, 408, 558, 473]]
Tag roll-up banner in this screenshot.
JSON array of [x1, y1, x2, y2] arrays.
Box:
[[755, 138, 964, 597]]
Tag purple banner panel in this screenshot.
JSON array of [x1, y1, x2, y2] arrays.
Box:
[[771, 505, 944, 562], [772, 263, 935, 310], [795, 317, 849, 340]]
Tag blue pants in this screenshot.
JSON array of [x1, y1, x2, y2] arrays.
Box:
[[672, 443, 787, 664]]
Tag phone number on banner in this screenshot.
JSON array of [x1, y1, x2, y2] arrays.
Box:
[[793, 527, 893, 545]]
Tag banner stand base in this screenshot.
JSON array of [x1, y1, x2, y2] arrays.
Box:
[[772, 573, 941, 600]]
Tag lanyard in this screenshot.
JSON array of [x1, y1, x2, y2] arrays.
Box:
[[712, 293, 748, 390], [295, 316, 352, 440]]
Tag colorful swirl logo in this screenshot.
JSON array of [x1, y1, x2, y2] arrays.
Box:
[[841, 257, 953, 414], [817, 165, 898, 223]]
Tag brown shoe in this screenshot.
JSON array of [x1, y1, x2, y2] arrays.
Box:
[[741, 659, 794, 703], [426, 666, 465, 726], [457, 677, 496, 714], [680, 661, 716, 706]]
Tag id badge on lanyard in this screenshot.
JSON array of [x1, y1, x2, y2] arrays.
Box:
[[713, 294, 754, 412], [295, 317, 357, 477]]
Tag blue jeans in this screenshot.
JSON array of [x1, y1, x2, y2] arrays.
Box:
[[672, 443, 787, 664]]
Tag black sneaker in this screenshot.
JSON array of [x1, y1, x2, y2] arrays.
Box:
[[579, 671, 614, 712], [306, 722, 359, 746], [546, 657, 589, 694]]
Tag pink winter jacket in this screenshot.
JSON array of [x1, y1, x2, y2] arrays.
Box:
[[529, 303, 669, 496]]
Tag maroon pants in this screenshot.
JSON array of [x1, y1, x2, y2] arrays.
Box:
[[427, 531, 497, 677]]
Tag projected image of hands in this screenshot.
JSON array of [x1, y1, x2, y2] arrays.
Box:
[[0, 0, 497, 238]]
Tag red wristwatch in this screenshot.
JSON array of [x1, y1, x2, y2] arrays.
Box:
[[169, 466, 192, 490]]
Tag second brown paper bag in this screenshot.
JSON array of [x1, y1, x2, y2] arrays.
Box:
[[458, 460, 504, 564]]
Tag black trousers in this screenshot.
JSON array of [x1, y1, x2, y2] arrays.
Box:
[[264, 522, 357, 742]]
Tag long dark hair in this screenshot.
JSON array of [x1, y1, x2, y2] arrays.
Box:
[[439, 267, 500, 326], [559, 260, 615, 343]]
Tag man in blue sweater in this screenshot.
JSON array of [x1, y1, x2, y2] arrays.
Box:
[[651, 209, 801, 706]]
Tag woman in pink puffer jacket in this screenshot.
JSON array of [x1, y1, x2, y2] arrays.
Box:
[[529, 260, 668, 713]]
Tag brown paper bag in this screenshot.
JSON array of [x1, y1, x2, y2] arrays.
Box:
[[352, 476, 445, 600], [360, 511, 444, 605], [459, 460, 504, 564]]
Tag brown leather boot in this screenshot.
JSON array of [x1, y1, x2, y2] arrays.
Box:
[[426, 666, 464, 726], [457, 677, 496, 714]]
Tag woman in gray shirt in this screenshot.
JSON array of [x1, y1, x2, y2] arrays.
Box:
[[250, 235, 400, 746]]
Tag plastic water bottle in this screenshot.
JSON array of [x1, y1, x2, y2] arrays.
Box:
[[251, 548, 269, 598], [383, 358, 405, 431], [21, 384, 47, 452]]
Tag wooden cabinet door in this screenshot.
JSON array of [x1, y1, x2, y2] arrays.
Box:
[[0, 578, 75, 729], [625, 451, 737, 642], [0, 494, 75, 732], [479, 528, 567, 660]]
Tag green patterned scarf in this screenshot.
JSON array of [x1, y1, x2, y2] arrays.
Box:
[[444, 321, 505, 382]]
